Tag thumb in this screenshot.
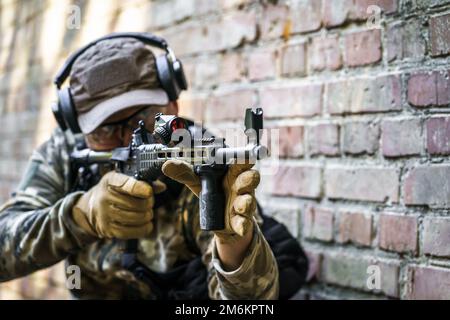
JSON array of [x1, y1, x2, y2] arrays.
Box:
[[162, 160, 201, 197]]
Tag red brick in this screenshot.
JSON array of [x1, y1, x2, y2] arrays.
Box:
[[423, 217, 450, 257], [344, 30, 382, 67], [381, 118, 424, 157], [307, 123, 340, 156], [272, 164, 322, 198], [205, 89, 256, 121], [308, 35, 342, 71], [290, 0, 322, 34], [408, 70, 450, 107], [260, 84, 323, 118], [327, 75, 401, 114], [304, 207, 334, 242], [325, 166, 400, 202], [427, 117, 450, 155], [387, 20, 426, 62], [403, 165, 450, 208], [437, 70, 450, 106], [280, 43, 306, 77], [220, 52, 245, 83], [430, 13, 450, 57], [304, 250, 322, 282], [277, 125, 304, 158], [322, 0, 352, 27], [342, 121, 379, 155], [408, 72, 437, 107], [248, 49, 277, 81], [321, 252, 400, 297], [407, 266, 450, 299], [337, 211, 373, 246], [379, 213, 418, 254]]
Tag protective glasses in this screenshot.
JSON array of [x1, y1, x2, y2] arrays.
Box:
[[86, 106, 162, 148]]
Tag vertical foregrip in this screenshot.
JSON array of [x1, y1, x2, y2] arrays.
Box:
[[195, 164, 228, 231]]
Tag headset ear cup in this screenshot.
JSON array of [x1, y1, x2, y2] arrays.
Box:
[[156, 54, 179, 101], [172, 59, 188, 91], [58, 87, 82, 133], [51, 100, 68, 131]]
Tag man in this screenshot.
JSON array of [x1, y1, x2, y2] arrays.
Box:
[[0, 36, 279, 299]]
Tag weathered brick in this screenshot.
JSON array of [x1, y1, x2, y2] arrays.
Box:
[[337, 211, 373, 246], [322, 0, 352, 27], [220, 52, 245, 83], [379, 213, 418, 254], [307, 123, 340, 156], [221, 10, 257, 49], [277, 125, 304, 158], [351, 0, 398, 20], [407, 266, 450, 299], [327, 75, 401, 114], [423, 217, 450, 257], [290, 0, 322, 34], [260, 84, 323, 118], [381, 118, 424, 157], [191, 55, 220, 89], [344, 30, 382, 67], [150, 0, 196, 28], [427, 117, 450, 155], [304, 206, 334, 242], [259, 3, 290, 40], [248, 49, 277, 81], [308, 35, 342, 71], [403, 165, 450, 208], [387, 20, 426, 61], [325, 166, 400, 202], [342, 121, 379, 155], [281, 43, 306, 77], [430, 13, 450, 57], [272, 164, 322, 198], [178, 95, 206, 122], [205, 89, 256, 121], [321, 253, 400, 297], [408, 70, 450, 107]]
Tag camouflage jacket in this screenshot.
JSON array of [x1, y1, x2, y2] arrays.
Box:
[[0, 128, 279, 299]]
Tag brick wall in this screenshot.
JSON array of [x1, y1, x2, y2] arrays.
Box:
[[0, 0, 449, 299]]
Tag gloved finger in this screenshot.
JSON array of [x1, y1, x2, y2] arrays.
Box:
[[230, 214, 253, 237], [224, 162, 255, 186], [162, 160, 201, 196], [232, 170, 260, 194], [110, 222, 153, 239], [152, 180, 167, 194], [109, 178, 154, 199], [107, 191, 154, 212], [109, 206, 153, 225], [233, 194, 256, 217]]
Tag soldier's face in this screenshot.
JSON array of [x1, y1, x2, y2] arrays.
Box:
[[85, 101, 179, 151]]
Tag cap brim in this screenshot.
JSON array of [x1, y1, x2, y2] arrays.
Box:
[[78, 89, 169, 134]]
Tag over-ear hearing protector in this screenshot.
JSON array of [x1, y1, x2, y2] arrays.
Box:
[[52, 32, 188, 134]]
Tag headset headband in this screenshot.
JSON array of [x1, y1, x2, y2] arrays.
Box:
[[53, 32, 171, 89]]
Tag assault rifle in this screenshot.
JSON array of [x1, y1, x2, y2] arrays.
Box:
[[71, 108, 268, 231]]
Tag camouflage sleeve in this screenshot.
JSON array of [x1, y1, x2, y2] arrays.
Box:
[[0, 129, 97, 282], [192, 205, 279, 300]]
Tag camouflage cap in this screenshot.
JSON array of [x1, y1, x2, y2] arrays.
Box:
[[70, 38, 169, 134]]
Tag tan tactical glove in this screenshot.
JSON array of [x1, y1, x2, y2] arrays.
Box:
[[162, 160, 260, 243], [72, 171, 166, 239]]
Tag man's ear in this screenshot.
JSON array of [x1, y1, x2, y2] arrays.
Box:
[[169, 101, 179, 116]]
